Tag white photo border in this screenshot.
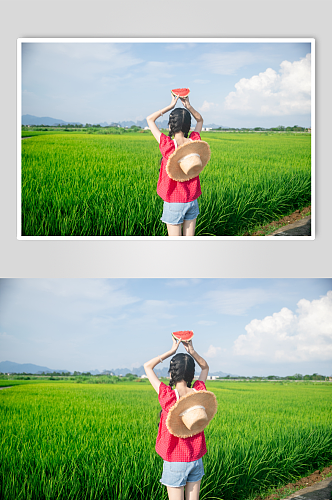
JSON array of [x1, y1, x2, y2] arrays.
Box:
[[17, 37, 315, 241]]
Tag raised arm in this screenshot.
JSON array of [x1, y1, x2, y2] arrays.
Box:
[[182, 340, 209, 383], [144, 337, 182, 393], [180, 96, 203, 134], [146, 95, 179, 143]]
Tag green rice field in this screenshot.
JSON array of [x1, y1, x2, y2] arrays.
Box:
[[1, 381, 331, 500], [21, 132, 311, 236]]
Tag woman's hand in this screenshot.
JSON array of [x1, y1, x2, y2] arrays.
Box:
[[170, 336, 182, 355], [143, 337, 181, 394], [180, 96, 191, 109], [170, 94, 179, 109], [180, 97, 203, 133], [182, 340, 209, 382], [182, 339, 195, 355]]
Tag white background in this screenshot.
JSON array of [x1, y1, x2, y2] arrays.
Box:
[[1, 0, 331, 278]]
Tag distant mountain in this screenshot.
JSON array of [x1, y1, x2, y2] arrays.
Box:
[[117, 120, 136, 128], [130, 120, 224, 130], [105, 120, 223, 130], [210, 371, 238, 377], [22, 115, 149, 128], [116, 119, 167, 129], [136, 119, 149, 129], [205, 123, 224, 129], [110, 365, 169, 377], [22, 115, 223, 129], [22, 115, 82, 126], [89, 369, 101, 375], [109, 120, 223, 130], [110, 366, 234, 378], [1, 361, 237, 378], [0, 361, 70, 374]]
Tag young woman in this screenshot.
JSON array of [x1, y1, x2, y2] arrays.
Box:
[[146, 95, 204, 237], [144, 337, 210, 500]]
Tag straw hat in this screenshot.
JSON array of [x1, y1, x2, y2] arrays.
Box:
[[166, 390, 217, 438], [166, 140, 211, 182]]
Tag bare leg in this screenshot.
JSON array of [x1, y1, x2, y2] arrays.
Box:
[[185, 480, 201, 500], [182, 218, 197, 236], [167, 485, 185, 500], [167, 223, 183, 236]]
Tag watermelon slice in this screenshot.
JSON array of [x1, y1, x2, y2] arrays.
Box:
[[171, 88, 190, 98], [172, 330, 194, 342]]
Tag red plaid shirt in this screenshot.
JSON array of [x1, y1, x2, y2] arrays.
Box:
[[155, 380, 207, 462], [157, 132, 202, 203]]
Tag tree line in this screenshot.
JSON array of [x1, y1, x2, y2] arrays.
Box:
[[0, 371, 328, 381]]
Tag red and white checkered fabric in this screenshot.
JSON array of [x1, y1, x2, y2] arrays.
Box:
[[155, 380, 207, 462], [157, 132, 202, 203]]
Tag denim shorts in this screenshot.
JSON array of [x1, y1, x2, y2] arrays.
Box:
[[161, 199, 199, 225], [160, 458, 204, 488]]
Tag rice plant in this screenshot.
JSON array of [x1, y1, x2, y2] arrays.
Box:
[[21, 132, 311, 236], [1, 381, 330, 500]]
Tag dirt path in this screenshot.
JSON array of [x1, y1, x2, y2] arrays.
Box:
[[256, 465, 332, 500], [0, 385, 13, 390], [271, 215, 311, 236], [246, 206, 311, 236], [282, 477, 332, 499]]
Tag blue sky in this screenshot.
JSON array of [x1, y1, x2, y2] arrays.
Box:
[[0, 278, 330, 377], [21, 40, 312, 128]]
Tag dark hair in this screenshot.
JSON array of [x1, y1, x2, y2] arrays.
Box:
[[168, 353, 195, 389], [157, 353, 195, 427], [168, 108, 191, 139], [159, 108, 192, 171]]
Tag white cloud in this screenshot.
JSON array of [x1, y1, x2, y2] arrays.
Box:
[[140, 61, 176, 80], [167, 280, 189, 288], [166, 43, 196, 51], [200, 51, 257, 75], [204, 288, 270, 316], [233, 291, 332, 362], [166, 279, 201, 288], [22, 89, 37, 97], [100, 74, 133, 88], [0, 332, 15, 341], [199, 101, 217, 112], [130, 300, 176, 324], [130, 61, 177, 85], [34, 279, 140, 316], [204, 345, 222, 358], [198, 321, 217, 326], [23, 43, 144, 88], [49, 43, 143, 69], [194, 79, 210, 84], [224, 53, 311, 116], [0, 279, 141, 344]]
